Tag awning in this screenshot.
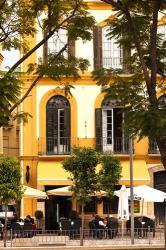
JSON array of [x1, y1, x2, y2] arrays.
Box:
[[119, 160, 150, 186], [22, 185, 47, 199], [47, 185, 107, 196], [37, 161, 72, 185], [37, 159, 150, 186]]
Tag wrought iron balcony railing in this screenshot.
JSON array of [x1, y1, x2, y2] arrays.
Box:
[[38, 137, 79, 155], [96, 137, 130, 154], [38, 136, 131, 155], [148, 140, 160, 154]]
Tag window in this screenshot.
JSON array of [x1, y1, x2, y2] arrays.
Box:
[[95, 97, 129, 153], [103, 196, 118, 214], [43, 29, 75, 61], [158, 25, 166, 39], [46, 95, 70, 155], [157, 25, 166, 73], [154, 170, 166, 224], [47, 29, 68, 55], [102, 26, 123, 69], [93, 26, 124, 70], [148, 94, 166, 154], [79, 197, 97, 214], [158, 94, 166, 108]]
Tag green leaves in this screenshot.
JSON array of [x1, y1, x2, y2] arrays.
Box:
[[63, 147, 99, 202], [38, 55, 89, 81], [0, 72, 21, 126], [0, 156, 23, 204], [94, 0, 166, 143], [63, 147, 121, 202], [99, 154, 122, 199], [0, 0, 95, 126]]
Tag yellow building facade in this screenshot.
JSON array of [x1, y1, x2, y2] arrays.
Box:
[[19, 1, 166, 228]]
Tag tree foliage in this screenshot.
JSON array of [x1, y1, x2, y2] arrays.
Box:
[[63, 146, 121, 245], [0, 156, 22, 204], [63, 147, 122, 202], [0, 156, 23, 246], [94, 0, 166, 169], [99, 154, 122, 198], [0, 0, 95, 127], [63, 147, 99, 203]]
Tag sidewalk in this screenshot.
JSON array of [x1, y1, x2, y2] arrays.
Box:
[[0, 245, 164, 250]]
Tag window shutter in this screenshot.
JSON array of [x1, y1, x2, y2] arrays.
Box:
[[68, 39, 75, 57], [95, 108, 103, 152], [46, 108, 58, 138], [113, 108, 122, 138], [64, 108, 70, 138], [64, 108, 71, 152], [46, 108, 58, 153], [93, 26, 103, 70]]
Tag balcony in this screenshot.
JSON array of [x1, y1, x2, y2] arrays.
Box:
[[103, 57, 123, 69], [96, 137, 130, 154], [38, 137, 130, 156], [148, 140, 160, 154], [38, 137, 79, 155]]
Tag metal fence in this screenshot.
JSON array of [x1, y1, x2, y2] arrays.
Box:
[[148, 140, 160, 154], [0, 227, 164, 247]]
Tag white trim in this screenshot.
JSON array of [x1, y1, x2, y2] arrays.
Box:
[[120, 178, 150, 180], [38, 178, 69, 181], [38, 178, 150, 181]]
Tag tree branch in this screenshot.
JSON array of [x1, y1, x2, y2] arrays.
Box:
[[5, 0, 81, 75], [0, 0, 6, 10], [149, 0, 160, 97], [123, 8, 151, 86], [102, 0, 151, 93], [9, 44, 68, 113]]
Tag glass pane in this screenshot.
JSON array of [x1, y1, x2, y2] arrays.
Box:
[[102, 26, 123, 69]]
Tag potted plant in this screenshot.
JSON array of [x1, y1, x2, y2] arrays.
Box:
[[34, 210, 44, 231]]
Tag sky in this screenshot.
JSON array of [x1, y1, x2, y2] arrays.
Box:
[[1, 49, 20, 71]]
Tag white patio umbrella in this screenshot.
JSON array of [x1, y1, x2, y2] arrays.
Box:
[[114, 185, 166, 202], [47, 185, 107, 197], [117, 185, 129, 238], [22, 185, 47, 199], [115, 185, 166, 222], [117, 185, 129, 220]]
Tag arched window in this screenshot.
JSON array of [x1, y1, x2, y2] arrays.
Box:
[[95, 97, 128, 153], [46, 95, 70, 154], [158, 94, 166, 108]]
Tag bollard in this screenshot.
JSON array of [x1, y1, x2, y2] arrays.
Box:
[[10, 228, 12, 247], [148, 226, 151, 245]]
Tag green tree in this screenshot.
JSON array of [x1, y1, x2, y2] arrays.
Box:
[[0, 0, 95, 126], [63, 147, 121, 245], [94, 0, 166, 169], [0, 156, 22, 247], [99, 154, 122, 198], [63, 147, 99, 245]]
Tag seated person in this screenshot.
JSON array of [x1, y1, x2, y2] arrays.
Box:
[[98, 218, 106, 229]]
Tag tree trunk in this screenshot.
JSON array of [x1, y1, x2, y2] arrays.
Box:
[[80, 203, 84, 246], [3, 205, 8, 247], [156, 137, 166, 170]]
